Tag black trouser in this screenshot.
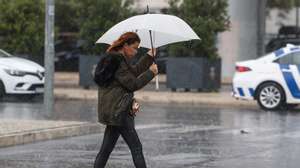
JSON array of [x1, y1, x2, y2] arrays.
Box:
[[94, 115, 147, 168]]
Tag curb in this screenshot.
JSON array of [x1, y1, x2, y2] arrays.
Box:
[[54, 94, 258, 109], [134, 96, 258, 109], [54, 88, 258, 109], [0, 123, 103, 148]]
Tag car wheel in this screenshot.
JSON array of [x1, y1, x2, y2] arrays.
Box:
[[257, 82, 284, 110], [0, 80, 6, 99]]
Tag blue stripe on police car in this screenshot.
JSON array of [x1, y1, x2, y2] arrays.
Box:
[[280, 64, 300, 99]]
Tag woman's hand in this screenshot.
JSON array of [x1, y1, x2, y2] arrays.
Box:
[[149, 63, 158, 75], [130, 99, 140, 116], [132, 101, 140, 113], [147, 48, 157, 57]]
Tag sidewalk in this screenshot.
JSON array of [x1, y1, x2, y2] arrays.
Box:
[[0, 119, 102, 148], [54, 88, 256, 108], [54, 72, 257, 108]]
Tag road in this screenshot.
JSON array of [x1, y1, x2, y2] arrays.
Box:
[[0, 100, 300, 167]]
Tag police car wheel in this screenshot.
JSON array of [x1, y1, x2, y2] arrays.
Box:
[[257, 82, 284, 110]]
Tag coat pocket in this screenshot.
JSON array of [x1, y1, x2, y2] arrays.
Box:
[[117, 93, 133, 110], [113, 93, 133, 119]]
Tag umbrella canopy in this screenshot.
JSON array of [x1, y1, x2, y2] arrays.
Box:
[[96, 14, 200, 48]]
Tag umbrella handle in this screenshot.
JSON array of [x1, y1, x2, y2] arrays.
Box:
[[149, 30, 156, 64], [149, 30, 159, 90]]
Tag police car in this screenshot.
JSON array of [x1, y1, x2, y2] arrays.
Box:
[[0, 49, 45, 98], [232, 44, 300, 110]]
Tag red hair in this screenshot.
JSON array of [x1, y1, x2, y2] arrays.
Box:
[[106, 32, 141, 53]]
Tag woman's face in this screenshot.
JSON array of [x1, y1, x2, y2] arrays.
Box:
[[123, 41, 139, 59]]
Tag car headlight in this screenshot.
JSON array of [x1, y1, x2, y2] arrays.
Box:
[[4, 69, 27, 76]]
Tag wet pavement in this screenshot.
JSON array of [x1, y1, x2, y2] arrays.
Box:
[[0, 98, 98, 122], [0, 100, 300, 167]]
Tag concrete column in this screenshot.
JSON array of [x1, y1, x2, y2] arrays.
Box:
[[218, 0, 260, 83]]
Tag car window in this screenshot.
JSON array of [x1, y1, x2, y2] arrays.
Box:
[[277, 51, 300, 65]]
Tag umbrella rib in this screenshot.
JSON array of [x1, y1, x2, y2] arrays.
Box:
[[137, 28, 200, 44]]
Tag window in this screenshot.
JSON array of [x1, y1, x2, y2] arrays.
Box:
[[277, 51, 300, 65]]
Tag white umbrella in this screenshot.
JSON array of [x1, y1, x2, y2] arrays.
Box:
[[96, 14, 200, 90]]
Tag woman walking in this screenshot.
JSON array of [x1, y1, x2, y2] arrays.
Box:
[[94, 32, 158, 168]]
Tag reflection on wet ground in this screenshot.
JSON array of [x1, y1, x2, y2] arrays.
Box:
[[0, 100, 300, 167]]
